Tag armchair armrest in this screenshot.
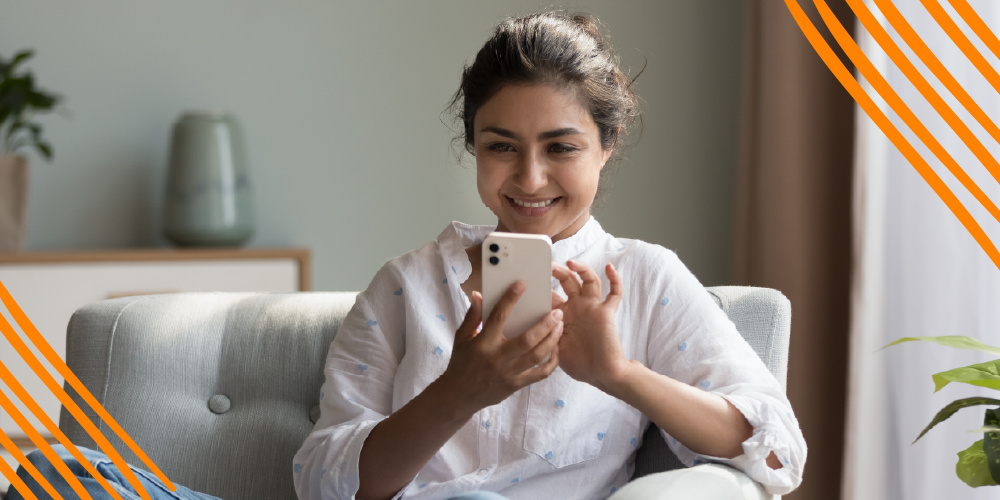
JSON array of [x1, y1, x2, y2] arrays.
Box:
[[610, 464, 776, 500]]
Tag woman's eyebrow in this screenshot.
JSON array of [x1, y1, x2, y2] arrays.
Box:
[[479, 126, 583, 141], [479, 126, 521, 140], [537, 127, 582, 140]]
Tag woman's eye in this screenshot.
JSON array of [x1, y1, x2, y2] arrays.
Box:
[[549, 143, 577, 153], [488, 143, 515, 153]]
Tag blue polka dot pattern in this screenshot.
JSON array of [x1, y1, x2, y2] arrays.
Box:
[[555, 399, 566, 408], [419, 483, 427, 488], [394, 288, 403, 296], [358, 364, 369, 372], [452, 265, 457, 274], [368, 320, 378, 326], [671, 437, 678, 446], [432, 346, 444, 355], [443, 278, 448, 284], [321, 468, 327, 477], [678, 342, 688, 351], [700, 380, 711, 390], [611, 486, 617, 494], [545, 451, 553, 460], [320, 391, 324, 400], [630, 437, 637, 447], [660, 297, 670, 306], [293, 464, 302, 473], [511, 477, 520, 483], [597, 432, 606, 440], [436, 314, 447, 322], [482, 420, 490, 429]]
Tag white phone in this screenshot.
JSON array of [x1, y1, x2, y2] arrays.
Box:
[[481, 232, 553, 339]]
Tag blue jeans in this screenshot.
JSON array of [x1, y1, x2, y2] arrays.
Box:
[[7, 445, 218, 500]]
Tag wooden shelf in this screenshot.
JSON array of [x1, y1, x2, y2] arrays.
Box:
[[0, 248, 311, 291]]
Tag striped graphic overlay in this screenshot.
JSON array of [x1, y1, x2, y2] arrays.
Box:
[[785, 0, 1000, 270], [0, 280, 174, 499]]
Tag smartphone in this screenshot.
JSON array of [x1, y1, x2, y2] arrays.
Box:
[[481, 232, 553, 339]]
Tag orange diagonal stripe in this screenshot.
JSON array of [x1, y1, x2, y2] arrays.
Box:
[[0, 279, 175, 492], [0, 359, 127, 500], [874, 0, 1000, 147], [0, 308, 154, 500], [947, 0, 1000, 61], [1, 431, 57, 500], [920, 0, 1000, 94], [0, 389, 92, 499], [821, 0, 1000, 225], [850, 0, 1000, 194], [783, 0, 1000, 270]]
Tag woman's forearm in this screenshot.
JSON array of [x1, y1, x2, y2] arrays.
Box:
[[605, 360, 781, 468], [357, 380, 477, 500]]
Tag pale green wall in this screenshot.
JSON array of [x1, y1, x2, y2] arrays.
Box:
[[0, 0, 743, 291]]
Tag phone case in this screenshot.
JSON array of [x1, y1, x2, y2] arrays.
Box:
[[481, 232, 553, 338]]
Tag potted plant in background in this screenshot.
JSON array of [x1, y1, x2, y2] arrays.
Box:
[[886, 336, 1000, 487], [0, 49, 60, 252]]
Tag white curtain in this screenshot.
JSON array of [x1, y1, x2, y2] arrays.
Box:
[[845, 1, 1000, 500]]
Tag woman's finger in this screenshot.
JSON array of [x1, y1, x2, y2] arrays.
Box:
[[510, 320, 563, 374], [604, 263, 623, 310], [552, 263, 582, 297], [482, 280, 525, 343], [515, 344, 560, 386], [455, 291, 484, 342], [551, 289, 566, 309], [567, 260, 601, 298], [501, 309, 562, 364]]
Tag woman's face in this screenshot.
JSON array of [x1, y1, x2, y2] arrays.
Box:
[[474, 84, 612, 243]]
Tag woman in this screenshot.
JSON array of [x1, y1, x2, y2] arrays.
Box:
[[293, 11, 805, 500]]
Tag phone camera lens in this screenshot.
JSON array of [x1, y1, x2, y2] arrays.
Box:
[[489, 256, 500, 265], [489, 243, 499, 253]]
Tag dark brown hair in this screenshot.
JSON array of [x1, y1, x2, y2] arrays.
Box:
[[449, 11, 642, 198]]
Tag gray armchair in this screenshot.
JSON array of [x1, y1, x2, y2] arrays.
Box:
[[50, 286, 789, 500]]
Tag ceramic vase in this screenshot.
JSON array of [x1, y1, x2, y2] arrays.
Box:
[[163, 111, 255, 247], [0, 155, 29, 252]]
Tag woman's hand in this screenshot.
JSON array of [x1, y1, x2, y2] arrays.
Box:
[[435, 282, 563, 415], [551, 260, 629, 393]]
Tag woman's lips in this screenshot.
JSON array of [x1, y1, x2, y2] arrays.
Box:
[[506, 196, 560, 216]]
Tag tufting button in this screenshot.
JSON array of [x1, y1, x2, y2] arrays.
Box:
[[310, 405, 321, 424], [208, 395, 231, 414]]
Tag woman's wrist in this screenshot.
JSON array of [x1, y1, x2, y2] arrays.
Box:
[[599, 358, 646, 401], [423, 376, 484, 424]]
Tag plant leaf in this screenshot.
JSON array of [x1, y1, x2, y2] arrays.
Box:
[[34, 141, 52, 161], [883, 336, 1000, 356], [970, 426, 1000, 433], [958, 439, 998, 487], [914, 398, 1000, 443], [933, 360, 1000, 392], [985, 408, 1000, 483]]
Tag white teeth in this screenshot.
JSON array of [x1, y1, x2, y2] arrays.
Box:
[[512, 198, 555, 208]]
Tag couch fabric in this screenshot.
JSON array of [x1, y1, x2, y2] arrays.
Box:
[[58, 286, 790, 500]]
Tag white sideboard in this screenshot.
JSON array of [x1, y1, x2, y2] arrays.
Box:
[[0, 248, 310, 488]]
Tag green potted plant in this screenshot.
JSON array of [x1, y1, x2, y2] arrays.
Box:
[[0, 49, 60, 252], [886, 335, 1000, 487]]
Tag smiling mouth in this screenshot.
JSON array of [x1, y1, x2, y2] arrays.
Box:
[[508, 196, 559, 208]]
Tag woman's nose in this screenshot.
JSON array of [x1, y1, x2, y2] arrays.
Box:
[[513, 153, 547, 193]]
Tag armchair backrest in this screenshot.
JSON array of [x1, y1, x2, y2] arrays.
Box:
[[59, 286, 790, 499]]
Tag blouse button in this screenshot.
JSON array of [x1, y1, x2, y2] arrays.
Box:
[[485, 418, 494, 428], [477, 468, 489, 476]]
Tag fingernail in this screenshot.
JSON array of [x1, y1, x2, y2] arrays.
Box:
[[552, 309, 563, 321], [512, 281, 526, 293]]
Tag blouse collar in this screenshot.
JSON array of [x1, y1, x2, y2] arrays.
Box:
[[437, 217, 607, 285]]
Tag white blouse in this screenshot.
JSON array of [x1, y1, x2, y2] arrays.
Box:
[[293, 218, 806, 500]]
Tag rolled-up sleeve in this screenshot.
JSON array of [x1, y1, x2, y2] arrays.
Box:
[[293, 265, 407, 500], [644, 249, 806, 495]]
